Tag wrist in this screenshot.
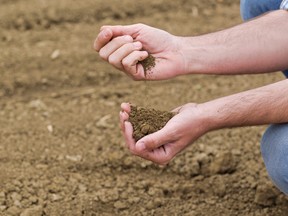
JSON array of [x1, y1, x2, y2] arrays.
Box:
[[176, 35, 219, 75], [197, 101, 228, 132], [172, 36, 192, 76]]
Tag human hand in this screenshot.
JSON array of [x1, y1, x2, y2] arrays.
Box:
[[119, 103, 210, 165], [94, 24, 186, 80]]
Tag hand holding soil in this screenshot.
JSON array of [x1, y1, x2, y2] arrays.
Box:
[[94, 24, 186, 80], [119, 103, 209, 165]]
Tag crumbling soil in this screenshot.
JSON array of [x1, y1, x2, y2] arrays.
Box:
[[139, 54, 156, 77], [1, 0, 288, 216], [129, 106, 174, 141]]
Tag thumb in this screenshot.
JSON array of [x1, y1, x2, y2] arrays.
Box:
[[136, 125, 175, 151]]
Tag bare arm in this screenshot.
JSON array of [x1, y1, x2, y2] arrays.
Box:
[[95, 10, 288, 79], [120, 79, 288, 165], [181, 10, 288, 75], [115, 10, 288, 164], [200, 79, 288, 130]]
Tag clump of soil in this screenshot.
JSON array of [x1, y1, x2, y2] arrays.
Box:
[[129, 105, 175, 141], [139, 54, 156, 76]]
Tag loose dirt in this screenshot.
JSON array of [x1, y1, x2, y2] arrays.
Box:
[[129, 106, 174, 141], [0, 0, 288, 216], [139, 54, 156, 77]]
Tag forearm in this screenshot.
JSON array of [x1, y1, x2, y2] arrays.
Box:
[[199, 79, 288, 130], [180, 10, 288, 75]]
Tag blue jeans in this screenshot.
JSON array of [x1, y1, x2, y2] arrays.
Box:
[[241, 0, 288, 195]]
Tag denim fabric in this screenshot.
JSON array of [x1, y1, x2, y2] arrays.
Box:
[[261, 124, 288, 195], [240, 0, 288, 78], [281, 0, 288, 9]]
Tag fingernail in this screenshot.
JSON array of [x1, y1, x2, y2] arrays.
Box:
[[133, 41, 142, 48], [136, 142, 146, 151]]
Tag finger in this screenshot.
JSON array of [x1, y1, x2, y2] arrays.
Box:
[[119, 111, 129, 132], [122, 51, 148, 79], [149, 145, 171, 165], [124, 121, 136, 152], [138, 124, 176, 151], [134, 142, 173, 165], [108, 41, 143, 70], [94, 28, 113, 52], [100, 24, 144, 38], [121, 102, 131, 113], [99, 35, 133, 61]]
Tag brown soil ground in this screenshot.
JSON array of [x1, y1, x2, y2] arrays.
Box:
[[0, 0, 288, 215]]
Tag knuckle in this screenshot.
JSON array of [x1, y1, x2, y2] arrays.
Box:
[[112, 37, 121, 44], [114, 35, 132, 44], [121, 58, 129, 67], [108, 55, 117, 65], [99, 50, 108, 60], [136, 23, 145, 28], [127, 43, 136, 50], [131, 146, 148, 158], [146, 136, 157, 147]]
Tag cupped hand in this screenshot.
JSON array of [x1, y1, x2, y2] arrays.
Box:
[[119, 102, 210, 165], [94, 23, 186, 80]]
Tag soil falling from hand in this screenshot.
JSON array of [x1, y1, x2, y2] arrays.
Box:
[[129, 105, 175, 141], [139, 54, 156, 78], [139, 54, 156, 106]]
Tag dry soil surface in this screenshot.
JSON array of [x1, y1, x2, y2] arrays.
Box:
[[0, 0, 288, 215]]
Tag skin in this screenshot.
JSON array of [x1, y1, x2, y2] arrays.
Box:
[[94, 10, 288, 165]]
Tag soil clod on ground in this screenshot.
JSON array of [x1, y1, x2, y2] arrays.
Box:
[[129, 106, 174, 141]]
